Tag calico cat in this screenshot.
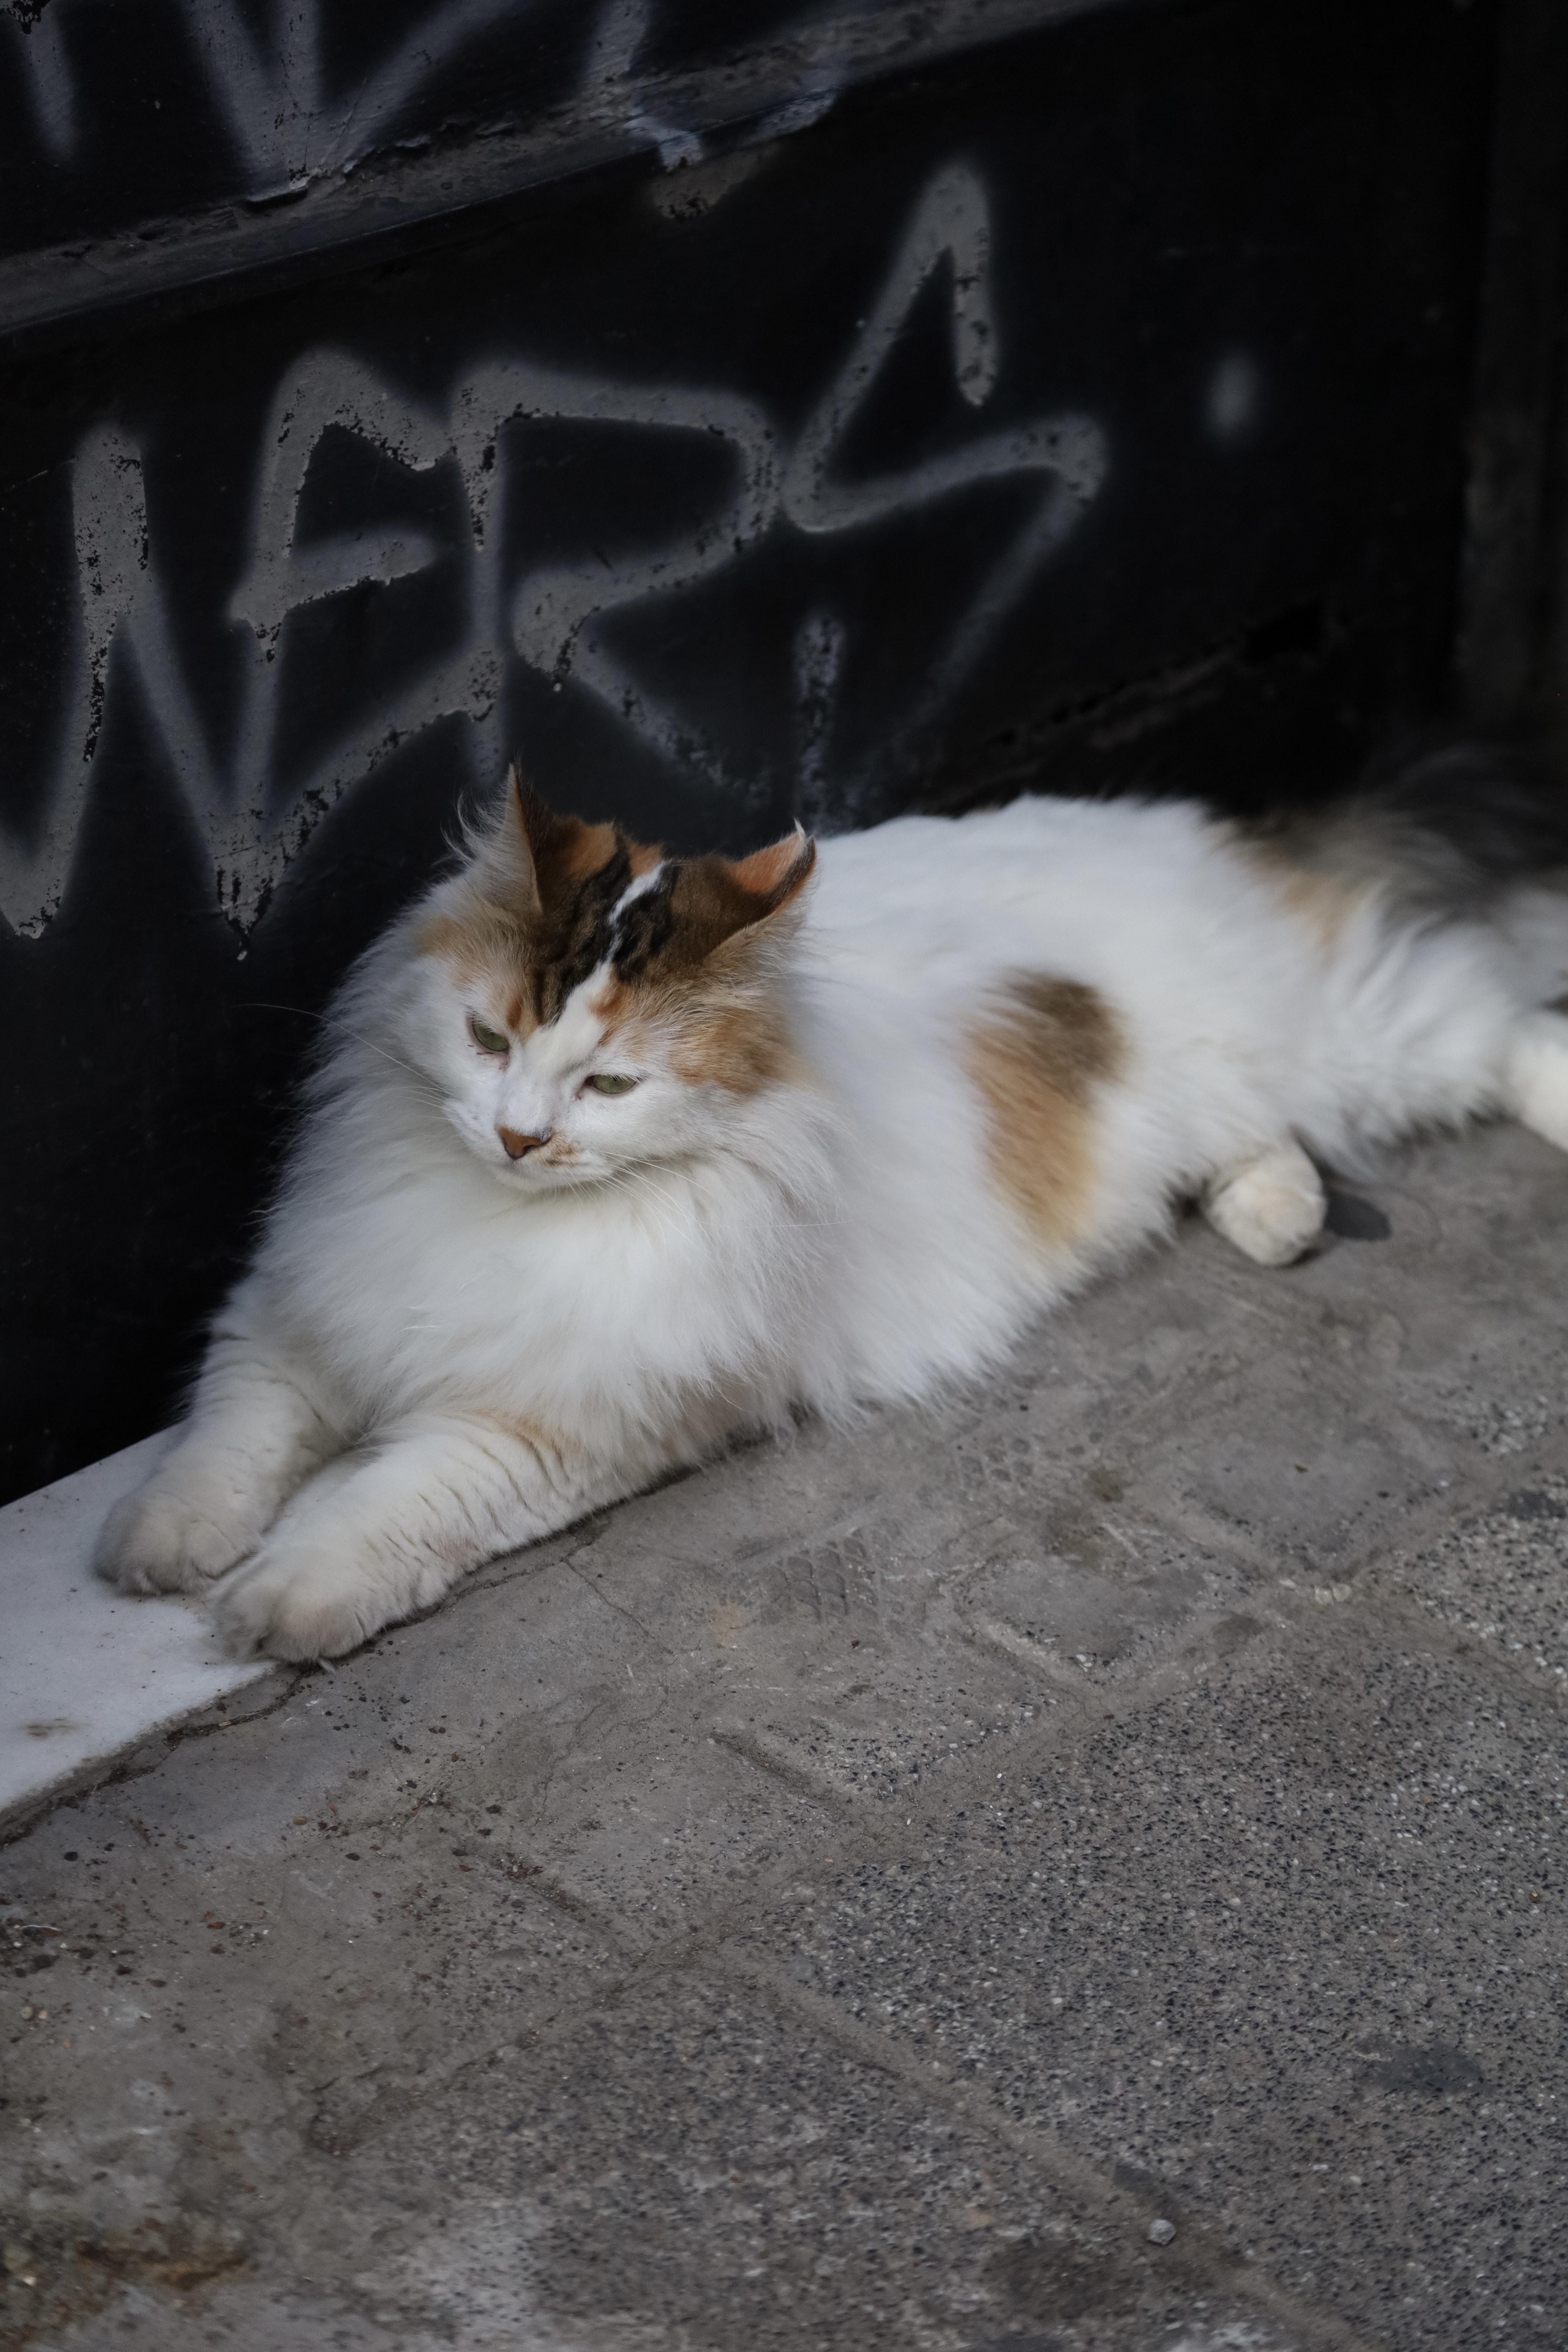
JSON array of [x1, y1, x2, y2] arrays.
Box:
[[96, 755, 1568, 1660]]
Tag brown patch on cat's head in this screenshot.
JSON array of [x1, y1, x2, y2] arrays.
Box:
[[419, 769, 662, 1027], [423, 774, 813, 1067], [611, 830, 816, 988], [496, 772, 656, 1020], [590, 826, 816, 1092], [497, 769, 660, 903], [969, 974, 1124, 1255]]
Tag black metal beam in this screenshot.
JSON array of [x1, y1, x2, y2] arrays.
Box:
[[0, 0, 1136, 347]]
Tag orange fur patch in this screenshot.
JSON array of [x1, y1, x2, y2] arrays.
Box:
[[726, 834, 812, 898], [670, 995, 803, 1095], [417, 901, 541, 1035], [589, 967, 801, 1096], [554, 817, 620, 883], [1235, 839, 1369, 949], [969, 975, 1122, 1254]]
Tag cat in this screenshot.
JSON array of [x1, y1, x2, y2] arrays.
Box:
[[95, 753, 1568, 1660]]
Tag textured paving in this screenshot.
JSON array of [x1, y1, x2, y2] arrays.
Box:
[[3, 1123, 1566, 2351]]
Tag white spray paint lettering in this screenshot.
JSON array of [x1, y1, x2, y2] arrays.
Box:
[[0, 162, 1109, 937]]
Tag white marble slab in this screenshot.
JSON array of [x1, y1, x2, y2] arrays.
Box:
[[0, 1432, 271, 1822]]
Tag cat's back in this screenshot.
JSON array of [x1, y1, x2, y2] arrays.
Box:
[[804, 792, 1245, 993]]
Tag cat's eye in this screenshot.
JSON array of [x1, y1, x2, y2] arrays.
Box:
[[468, 1014, 510, 1055], [583, 1073, 639, 1096]]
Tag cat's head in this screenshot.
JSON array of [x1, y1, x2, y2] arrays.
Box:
[[401, 770, 815, 1191]]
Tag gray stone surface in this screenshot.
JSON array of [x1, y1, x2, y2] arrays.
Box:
[[1372, 1475, 1568, 1688], [749, 1620, 1568, 2350], [3, 1121, 1567, 2350]]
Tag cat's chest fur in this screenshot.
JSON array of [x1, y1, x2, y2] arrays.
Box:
[[267, 1087, 836, 1434]]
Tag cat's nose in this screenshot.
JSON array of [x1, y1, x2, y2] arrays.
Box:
[[498, 1126, 551, 1160]]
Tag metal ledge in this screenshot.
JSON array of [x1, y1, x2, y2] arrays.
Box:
[[0, 0, 1136, 346]]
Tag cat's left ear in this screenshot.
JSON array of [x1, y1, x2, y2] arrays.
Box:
[[673, 827, 816, 965], [723, 828, 816, 910]]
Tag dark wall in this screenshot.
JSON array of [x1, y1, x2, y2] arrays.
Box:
[[0, 0, 1536, 1500]]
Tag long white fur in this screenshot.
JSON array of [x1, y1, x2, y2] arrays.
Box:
[[96, 793, 1568, 1658]]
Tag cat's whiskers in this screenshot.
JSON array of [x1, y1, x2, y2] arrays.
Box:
[[245, 1001, 446, 1098]]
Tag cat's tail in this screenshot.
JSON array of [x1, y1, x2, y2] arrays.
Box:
[[1240, 737, 1568, 1007], [1243, 738, 1568, 920]]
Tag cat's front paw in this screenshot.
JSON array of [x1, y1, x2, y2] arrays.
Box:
[[94, 1473, 260, 1595], [210, 1544, 406, 1661]]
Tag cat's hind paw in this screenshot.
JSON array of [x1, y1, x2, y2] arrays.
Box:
[[94, 1472, 260, 1595], [1506, 1010, 1568, 1153], [1202, 1140, 1326, 1268]]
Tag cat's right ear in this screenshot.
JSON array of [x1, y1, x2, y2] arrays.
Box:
[[484, 764, 619, 918], [478, 765, 547, 914]]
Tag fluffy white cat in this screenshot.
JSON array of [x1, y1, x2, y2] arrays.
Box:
[[96, 761, 1568, 1658]]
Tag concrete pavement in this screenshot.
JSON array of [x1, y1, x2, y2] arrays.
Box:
[[3, 1120, 1565, 2350]]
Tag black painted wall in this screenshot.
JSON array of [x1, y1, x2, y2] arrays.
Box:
[[0, 0, 1551, 1501]]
